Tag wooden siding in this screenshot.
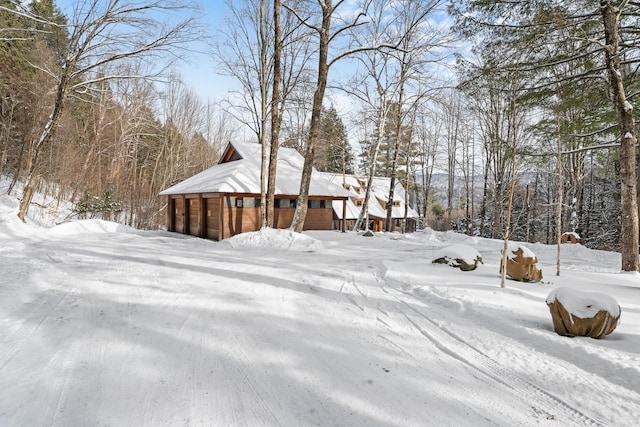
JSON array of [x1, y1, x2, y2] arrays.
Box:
[[167, 193, 339, 241], [222, 206, 261, 237], [206, 197, 220, 240], [273, 208, 295, 229], [174, 198, 184, 233], [273, 206, 333, 230], [188, 198, 200, 236], [167, 197, 176, 232], [302, 207, 333, 230]]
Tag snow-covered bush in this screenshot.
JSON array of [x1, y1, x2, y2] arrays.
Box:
[[73, 183, 122, 221]]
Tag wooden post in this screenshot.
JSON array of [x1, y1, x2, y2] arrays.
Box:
[[199, 194, 206, 238], [342, 198, 347, 232], [167, 196, 173, 232], [218, 193, 225, 240], [182, 195, 189, 235]]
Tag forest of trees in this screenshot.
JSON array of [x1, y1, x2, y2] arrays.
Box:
[[2, 1, 639, 269]]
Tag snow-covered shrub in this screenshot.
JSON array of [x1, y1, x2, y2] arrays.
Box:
[[74, 183, 122, 221]]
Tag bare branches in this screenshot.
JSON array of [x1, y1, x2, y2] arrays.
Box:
[[15, 0, 203, 221]]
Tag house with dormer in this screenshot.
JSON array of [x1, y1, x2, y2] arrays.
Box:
[[320, 173, 419, 233], [159, 141, 354, 240]]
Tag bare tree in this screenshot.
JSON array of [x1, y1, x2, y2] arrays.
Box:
[[414, 102, 443, 224], [217, 0, 271, 225], [285, 0, 406, 232], [381, 0, 448, 232], [500, 73, 521, 288], [267, 0, 283, 228], [442, 92, 461, 226], [218, 0, 313, 228], [286, 0, 342, 232], [346, 0, 401, 232], [14, 0, 199, 221]]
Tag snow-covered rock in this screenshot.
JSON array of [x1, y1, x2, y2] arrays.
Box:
[[501, 244, 542, 282], [432, 244, 483, 271]]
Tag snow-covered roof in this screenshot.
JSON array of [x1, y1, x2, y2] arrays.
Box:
[[331, 199, 362, 220], [160, 141, 355, 198], [321, 173, 419, 219]]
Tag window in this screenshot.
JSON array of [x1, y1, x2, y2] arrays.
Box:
[[276, 199, 296, 208], [308, 199, 327, 209], [355, 199, 364, 207], [386, 200, 401, 208], [242, 197, 260, 208], [235, 198, 243, 208]]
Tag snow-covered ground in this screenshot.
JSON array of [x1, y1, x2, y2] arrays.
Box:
[[1, 185, 639, 426]]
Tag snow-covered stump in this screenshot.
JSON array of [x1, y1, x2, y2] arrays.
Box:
[[546, 287, 621, 339], [500, 245, 542, 282], [432, 244, 483, 271]]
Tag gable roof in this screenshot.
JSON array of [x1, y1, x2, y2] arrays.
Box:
[[321, 172, 419, 219], [159, 141, 354, 198]]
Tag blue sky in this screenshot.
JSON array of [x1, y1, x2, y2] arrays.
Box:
[[50, 0, 451, 135], [53, 0, 235, 101]]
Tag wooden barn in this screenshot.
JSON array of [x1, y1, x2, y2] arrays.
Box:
[[320, 173, 419, 233], [159, 141, 354, 241]]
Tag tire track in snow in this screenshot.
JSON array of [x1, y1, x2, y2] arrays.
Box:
[[339, 277, 366, 313], [399, 310, 603, 426], [370, 268, 607, 427]]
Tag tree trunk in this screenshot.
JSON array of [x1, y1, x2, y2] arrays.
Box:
[[18, 70, 69, 221], [291, 2, 331, 233], [355, 100, 388, 232], [259, 0, 269, 228], [601, 2, 639, 271], [500, 73, 520, 288], [266, 0, 282, 228], [556, 114, 563, 276], [480, 147, 490, 237], [385, 78, 407, 232]]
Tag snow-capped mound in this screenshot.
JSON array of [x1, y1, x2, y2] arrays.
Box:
[[433, 244, 482, 267], [226, 227, 321, 251], [47, 219, 134, 236]]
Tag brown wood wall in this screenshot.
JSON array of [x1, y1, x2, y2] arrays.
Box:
[[174, 198, 184, 233], [168, 194, 337, 240], [302, 208, 333, 230], [206, 197, 220, 240], [188, 198, 200, 236], [222, 206, 261, 237], [271, 207, 333, 230]]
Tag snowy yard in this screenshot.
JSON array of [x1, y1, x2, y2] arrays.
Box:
[[1, 192, 639, 426]]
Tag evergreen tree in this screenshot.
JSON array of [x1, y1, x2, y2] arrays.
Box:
[[315, 106, 354, 174], [450, 0, 640, 271], [29, 0, 68, 64]]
